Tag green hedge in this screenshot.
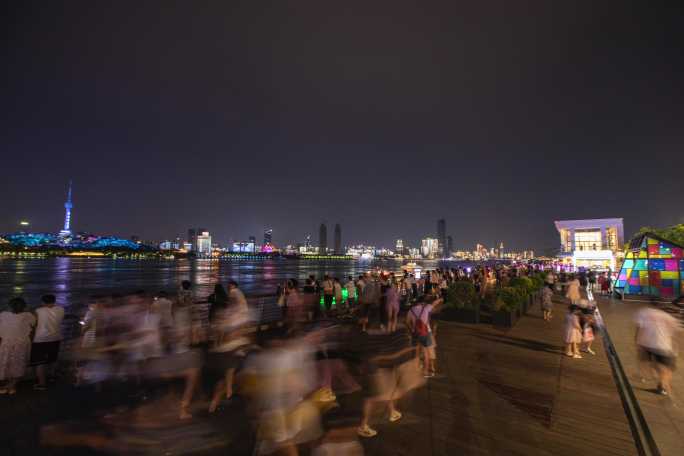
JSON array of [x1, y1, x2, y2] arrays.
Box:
[[446, 280, 478, 309]]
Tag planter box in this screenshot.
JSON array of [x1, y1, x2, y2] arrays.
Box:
[[493, 309, 518, 328], [440, 307, 479, 324]]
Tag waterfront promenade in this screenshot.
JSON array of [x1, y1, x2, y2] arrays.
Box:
[[1, 297, 651, 455], [599, 297, 684, 456]]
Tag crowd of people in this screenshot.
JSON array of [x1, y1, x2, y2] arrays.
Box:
[[0, 264, 679, 453]]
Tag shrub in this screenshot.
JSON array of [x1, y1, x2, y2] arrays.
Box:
[[447, 281, 478, 309], [495, 286, 523, 312], [509, 277, 534, 295], [529, 275, 544, 291]]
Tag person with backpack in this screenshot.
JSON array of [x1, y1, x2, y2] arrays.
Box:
[[406, 295, 443, 378]]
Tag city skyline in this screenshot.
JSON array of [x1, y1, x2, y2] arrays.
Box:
[[2, 2, 683, 252]]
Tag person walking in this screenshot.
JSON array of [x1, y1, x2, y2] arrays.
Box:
[[385, 280, 400, 333], [634, 306, 679, 395], [0, 298, 36, 394], [581, 313, 596, 355], [406, 296, 443, 377], [322, 275, 335, 314], [565, 274, 581, 305], [333, 277, 343, 310], [345, 276, 357, 308], [564, 306, 583, 359], [30, 294, 65, 390], [542, 285, 554, 321]]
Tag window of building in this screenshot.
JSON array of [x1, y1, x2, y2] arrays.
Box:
[[574, 229, 602, 251]]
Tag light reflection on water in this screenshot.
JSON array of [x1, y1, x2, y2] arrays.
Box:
[[0, 257, 430, 314]]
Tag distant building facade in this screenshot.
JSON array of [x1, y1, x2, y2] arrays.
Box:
[[437, 219, 446, 258], [555, 218, 624, 270], [421, 237, 440, 259], [319, 223, 328, 255], [196, 231, 212, 257], [334, 223, 341, 255]]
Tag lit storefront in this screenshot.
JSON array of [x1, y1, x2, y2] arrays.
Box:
[[555, 218, 624, 271]]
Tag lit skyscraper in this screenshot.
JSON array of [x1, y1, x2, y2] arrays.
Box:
[[421, 238, 439, 259], [395, 239, 404, 255], [196, 231, 212, 257], [437, 219, 446, 258], [319, 223, 327, 255], [59, 180, 73, 236], [447, 235, 453, 257], [334, 223, 341, 255], [264, 228, 273, 245]]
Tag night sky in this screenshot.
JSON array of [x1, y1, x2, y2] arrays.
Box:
[[2, 1, 683, 253]]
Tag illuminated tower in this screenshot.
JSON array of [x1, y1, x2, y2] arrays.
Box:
[[60, 180, 73, 236]]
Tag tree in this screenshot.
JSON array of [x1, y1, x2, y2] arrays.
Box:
[[632, 224, 684, 246]]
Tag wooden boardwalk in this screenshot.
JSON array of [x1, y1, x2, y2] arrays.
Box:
[[0, 300, 638, 455], [361, 300, 638, 455]]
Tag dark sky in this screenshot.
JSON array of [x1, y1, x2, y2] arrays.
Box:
[[2, 1, 683, 253]]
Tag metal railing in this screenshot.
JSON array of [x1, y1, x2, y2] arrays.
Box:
[[595, 309, 661, 456]]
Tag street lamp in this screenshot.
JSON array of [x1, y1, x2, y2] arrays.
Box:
[[19, 220, 30, 227]]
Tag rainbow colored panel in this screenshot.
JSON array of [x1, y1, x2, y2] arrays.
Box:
[[648, 245, 659, 255], [672, 248, 683, 258], [661, 287, 674, 297], [650, 259, 665, 271], [661, 271, 678, 280], [635, 259, 648, 269], [623, 259, 635, 269]]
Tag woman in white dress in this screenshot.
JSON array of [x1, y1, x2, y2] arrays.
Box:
[[0, 298, 36, 394]]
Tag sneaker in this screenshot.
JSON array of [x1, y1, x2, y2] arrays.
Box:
[[357, 425, 378, 438], [389, 410, 403, 422], [573, 354, 583, 359], [587, 348, 596, 355], [656, 387, 669, 396]]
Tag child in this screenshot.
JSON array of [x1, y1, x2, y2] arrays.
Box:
[[581, 314, 596, 355], [542, 286, 554, 321], [564, 306, 582, 359]]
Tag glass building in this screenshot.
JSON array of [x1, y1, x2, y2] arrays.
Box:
[[554, 218, 624, 270]]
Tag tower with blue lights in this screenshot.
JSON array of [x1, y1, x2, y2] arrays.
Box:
[[59, 180, 73, 237]]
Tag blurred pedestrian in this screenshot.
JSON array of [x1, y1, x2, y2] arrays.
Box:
[[31, 294, 64, 390], [0, 298, 36, 394], [564, 306, 582, 359], [635, 306, 679, 396]]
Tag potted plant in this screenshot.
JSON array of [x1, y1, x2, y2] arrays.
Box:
[[492, 286, 521, 328], [440, 280, 479, 323]]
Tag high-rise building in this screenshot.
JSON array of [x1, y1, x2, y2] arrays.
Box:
[[395, 239, 404, 255], [319, 223, 328, 255], [196, 231, 212, 257], [187, 229, 196, 251], [437, 219, 446, 258], [263, 229, 273, 245], [447, 236, 453, 257], [334, 223, 342, 255], [421, 238, 440, 259], [59, 180, 73, 236], [499, 241, 504, 259]]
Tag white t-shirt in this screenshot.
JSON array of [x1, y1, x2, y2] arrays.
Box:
[[0, 311, 36, 342], [635, 308, 679, 354], [34, 305, 65, 343]]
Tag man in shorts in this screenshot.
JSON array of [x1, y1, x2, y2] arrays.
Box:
[[31, 294, 65, 390], [635, 305, 679, 395]]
